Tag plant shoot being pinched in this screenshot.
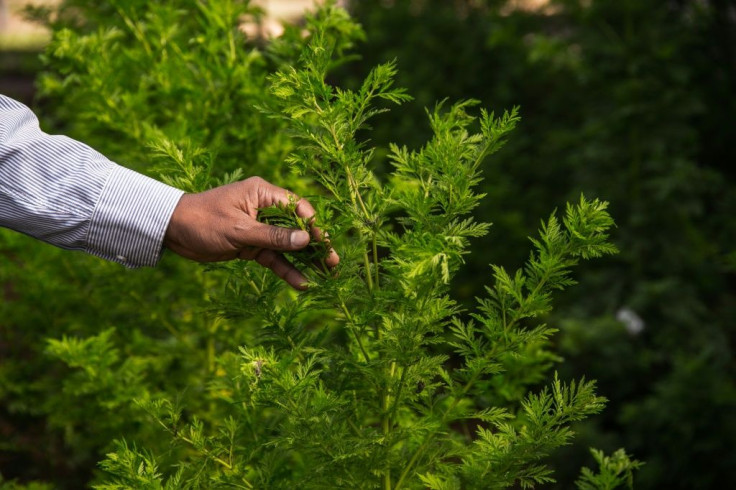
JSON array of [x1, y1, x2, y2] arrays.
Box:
[[258, 195, 334, 280]]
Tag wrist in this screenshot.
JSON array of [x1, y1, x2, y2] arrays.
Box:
[[164, 193, 195, 253]]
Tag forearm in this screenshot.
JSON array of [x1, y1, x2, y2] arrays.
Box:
[[0, 94, 183, 267]]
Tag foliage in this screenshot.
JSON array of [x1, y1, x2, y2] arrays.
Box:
[[0, 1, 634, 488], [1, 0, 288, 484], [258, 197, 333, 277], [342, 1, 736, 487], [30, 0, 288, 186], [0, 474, 53, 490], [575, 449, 642, 490]]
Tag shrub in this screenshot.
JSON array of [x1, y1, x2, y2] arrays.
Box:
[[1, 1, 634, 488], [341, 1, 736, 487]]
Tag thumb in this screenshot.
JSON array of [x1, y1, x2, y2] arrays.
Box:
[[240, 221, 311, 251]]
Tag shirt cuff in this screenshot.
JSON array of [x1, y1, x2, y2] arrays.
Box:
[[86, 165, 185, 267]]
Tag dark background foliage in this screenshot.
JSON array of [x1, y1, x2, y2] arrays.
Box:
[[1, 0, 735, 488], [337, 1, 736, 488]]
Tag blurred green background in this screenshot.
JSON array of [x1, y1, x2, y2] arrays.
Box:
[[2, 0, 735, 488], [338, 1, 736, 488]]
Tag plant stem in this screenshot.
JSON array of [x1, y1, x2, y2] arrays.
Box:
[[364, 252, 374, 291], [344, 164, 379, 292], [178, 433, 240, 475], [394, 437, 430, 490], [347, 416, 363, 437], [346, 166, 371, 219], [382, 361, 396, 490], [372, 232, 380, 288], [339, 301, 370, 363], [388, 366, 407, 424]]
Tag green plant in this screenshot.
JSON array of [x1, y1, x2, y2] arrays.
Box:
[[341, 1, 736, 487], [575, 449, 642, 490], [0, 2, 637, 488], [75, 5, 620, 488], [0, 475, 53, 490]]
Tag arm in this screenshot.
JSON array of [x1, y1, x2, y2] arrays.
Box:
[[0, 94, 184, 267], [0, 95, 337, 289]]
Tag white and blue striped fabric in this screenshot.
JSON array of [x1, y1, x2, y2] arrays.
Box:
[[0, 94, 184, 267]]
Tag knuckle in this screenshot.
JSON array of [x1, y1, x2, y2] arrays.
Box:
[[268, 226, 291, 248], [245, 176, 265, 187]]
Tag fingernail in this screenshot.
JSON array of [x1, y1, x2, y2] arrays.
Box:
[[291, 230, 310, 248]]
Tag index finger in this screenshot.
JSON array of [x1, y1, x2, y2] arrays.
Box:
[[255, 179, 313, 217]]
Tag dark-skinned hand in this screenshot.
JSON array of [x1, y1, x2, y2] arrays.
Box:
[[163, 176, 338, 290]]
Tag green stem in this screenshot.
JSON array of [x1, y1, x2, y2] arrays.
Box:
[[178, 433, 237, 473], [470, 140, 493, 174], [339, 302, 370, 363], [382, 361, 396, 490], [364, 252, 374, 291], [347, 416, 363, 438], [372, 233, 380, 289], [394, 437, 431, 490], [346, 166, 371, 219], [388, 366, 407, 424], [152, 413, 247, 484], [251, 280, 264, 298]]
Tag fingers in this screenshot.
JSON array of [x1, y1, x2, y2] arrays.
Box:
[[324, 248, 340, 268], [252, 177, 315, 218], [250, 178, 339, 263], [310, 226, 340, 268], [237, 221, 310, 251], [250, 248, 308, 291]]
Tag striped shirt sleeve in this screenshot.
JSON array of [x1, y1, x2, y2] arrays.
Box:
[[0, 94, 184, 267]]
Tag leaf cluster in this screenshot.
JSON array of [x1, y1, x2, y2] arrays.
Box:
[[575, 448, 643, 490], [90, 5, 622, 489], [0, 2, 638, 489]]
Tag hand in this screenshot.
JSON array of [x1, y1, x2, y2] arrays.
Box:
[[163, 176, 339, 290]]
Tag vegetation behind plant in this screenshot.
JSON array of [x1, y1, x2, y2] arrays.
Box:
[[341, 1, 736, 488]]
